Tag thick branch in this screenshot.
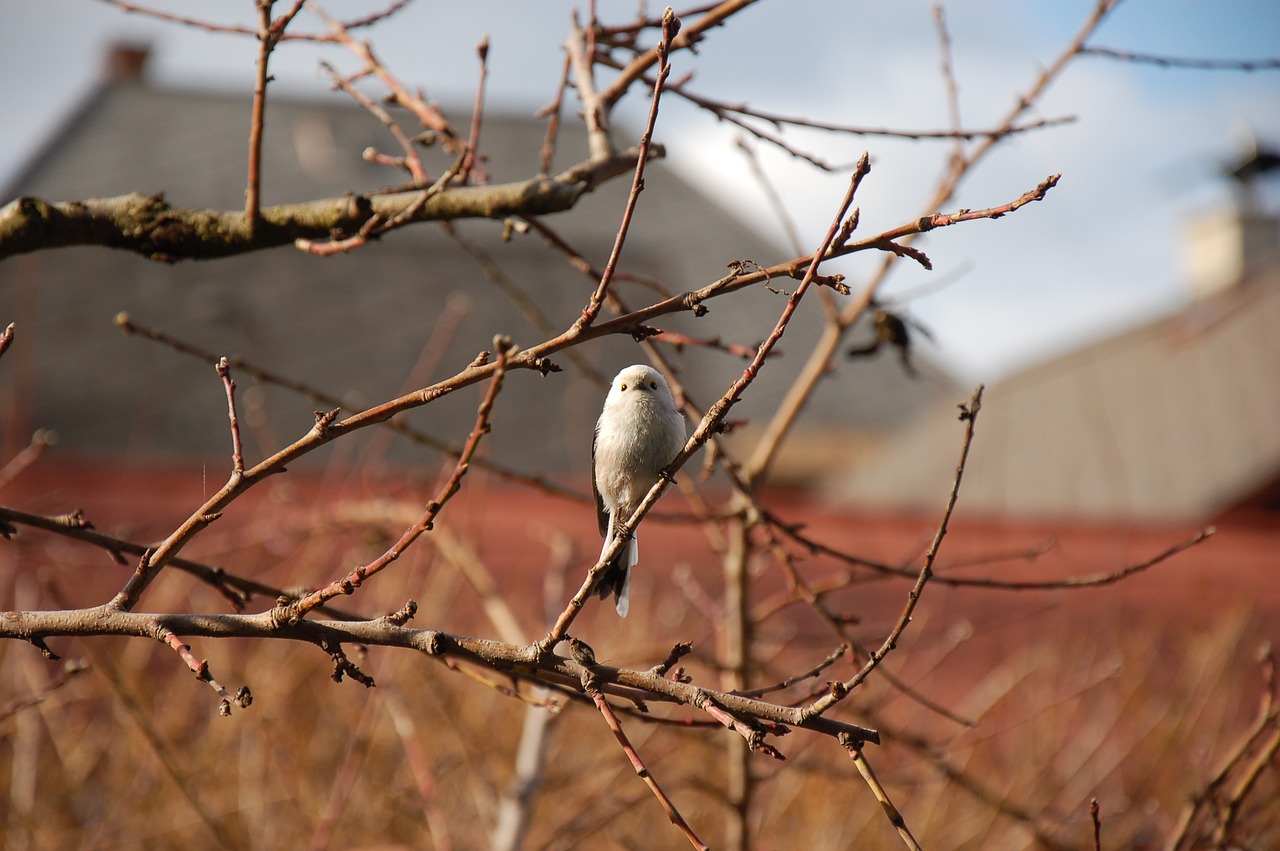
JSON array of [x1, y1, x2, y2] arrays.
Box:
[[0, 146, 658, 262], [0, 605, 879, 745]]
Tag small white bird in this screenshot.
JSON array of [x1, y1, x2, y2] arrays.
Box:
[[592, 364, 686, 616]]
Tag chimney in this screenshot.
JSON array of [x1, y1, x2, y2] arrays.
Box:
[[103, 42, 152, 84], [1184, 141, 1280, 299]]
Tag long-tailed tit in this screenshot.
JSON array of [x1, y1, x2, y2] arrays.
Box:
[[591, 364, 686, 616]]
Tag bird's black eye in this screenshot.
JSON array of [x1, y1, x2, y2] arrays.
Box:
[[649, 381, 657, 389], [619, 383, 627, 391]]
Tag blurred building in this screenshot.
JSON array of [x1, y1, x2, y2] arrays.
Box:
[[0, 44, 936, 484], [2, 44, 1278, 528], [830, 145, 1280, 523]]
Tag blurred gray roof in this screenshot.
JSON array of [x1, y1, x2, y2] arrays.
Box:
[[0, 72, 942, 482], [830, 263, 1280, 522]]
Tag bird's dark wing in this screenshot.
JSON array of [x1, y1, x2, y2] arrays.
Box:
[[591, 427, 609, 537]]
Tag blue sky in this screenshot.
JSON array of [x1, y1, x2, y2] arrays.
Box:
[[3, 1, 1279, 380]]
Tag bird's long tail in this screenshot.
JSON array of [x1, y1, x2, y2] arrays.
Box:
[[595, 523, 638, 617]]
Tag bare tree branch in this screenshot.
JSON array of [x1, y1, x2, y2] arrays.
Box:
[[0, 146, 657, 261], [0, 605, 880, 745]]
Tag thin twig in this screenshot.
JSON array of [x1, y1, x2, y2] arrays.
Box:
[[696, 692, 786, 760], [576, 7, 677, 327], [439, 220, 609, 387], [841, 734, 923, 851], [619, 65, 1075, 143], [461, 35, 491, 184], [537, 52, 573, 176], [1079, 45, 1280, 71], [599, 0, 758, 108], [114, 312, 586, 502], [933, 2, 965, 171], [157, 627, 252, 716], [94, 0, 411, 39], [582, 666, 710, 849], [245, 0, 305, 234], [310, 1, 463, 152], [735, 137, 805, 255], [804, 386, 984, 719], [296, 155, 466, 253], [785, 524, 1214, 591], [278, 340, 510, 621], [320, 60, 427, 183], [733, 644, 848, 699], [215, 357, 245, 476], [0, 504, 362, 617]]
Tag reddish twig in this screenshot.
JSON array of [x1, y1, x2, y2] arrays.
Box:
[[594, 2, 721, 39], [599, 0, 757, 108], [696, 692, 786, 760], [245, 1, 306, 235], [461, 35, 491, 184], [245, 0, 272, 234], [537, 52, 573, 175], [866, 173, 1061, 244], [521, 215, 676, 299], [440, 220, 609, 387], [580, 662, 710, 850], [651, 328, 760, 359], [749, 520, 980, 729], [0, 322, 14, 361], [157, 626, 252, 716], [310, 3, 463, 153], [295, 155, 464, 253], [575, 8, 678, 327], [94, 0, 411, 39], [215, 357, 245, 476], [319, 60, 428, 183]]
